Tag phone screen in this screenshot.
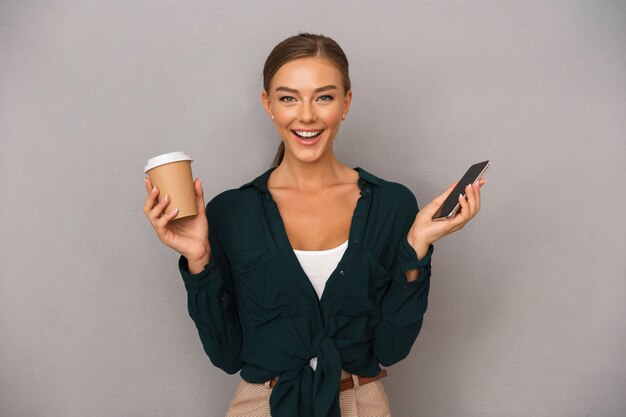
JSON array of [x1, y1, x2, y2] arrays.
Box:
[[432, 160, 490, 220]]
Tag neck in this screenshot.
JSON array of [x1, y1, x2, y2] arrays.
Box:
[[270, 154, 352, 192]]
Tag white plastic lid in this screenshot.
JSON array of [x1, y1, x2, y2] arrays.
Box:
[[144, 151, 193, 172]]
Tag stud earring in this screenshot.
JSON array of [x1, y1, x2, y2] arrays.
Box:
[[271, 114, 274, 120], [341, 113, 346, 120]]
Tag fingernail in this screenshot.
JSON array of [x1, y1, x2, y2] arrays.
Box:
[[170, 208, 178, 215], [152, 186, 157, 192], [164, 195, 169, 200]]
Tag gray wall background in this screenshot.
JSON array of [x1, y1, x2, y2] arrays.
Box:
[[1, 1, 624, 416]]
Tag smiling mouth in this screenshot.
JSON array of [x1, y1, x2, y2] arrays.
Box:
[[291, 130, 324, 139]]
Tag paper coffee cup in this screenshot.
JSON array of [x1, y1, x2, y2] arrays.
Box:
[[144, 151, 198, 221]]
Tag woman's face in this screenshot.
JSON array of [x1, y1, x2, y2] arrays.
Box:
[[262, 56, 352, 163]]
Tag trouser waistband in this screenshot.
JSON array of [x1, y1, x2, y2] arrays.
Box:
[[265, 368, 388, 391]]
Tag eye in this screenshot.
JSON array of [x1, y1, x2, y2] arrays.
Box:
[[279, 96, 296, 103], [317, 95, 334, 102]]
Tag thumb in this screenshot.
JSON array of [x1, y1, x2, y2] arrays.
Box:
[[432, 181, 458, 206], [194, 178, 206, 216]]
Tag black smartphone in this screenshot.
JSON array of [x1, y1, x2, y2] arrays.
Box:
[[432, 160, 491, 221]]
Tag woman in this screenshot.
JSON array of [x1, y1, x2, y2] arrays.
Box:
[[143, 33, 485, 417]]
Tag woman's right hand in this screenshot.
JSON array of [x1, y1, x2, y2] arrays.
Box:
[[143, 176, 210, 263]]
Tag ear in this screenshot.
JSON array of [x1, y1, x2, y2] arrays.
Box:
[[343, 89, 353, 116], [261, 90, 273, 119]]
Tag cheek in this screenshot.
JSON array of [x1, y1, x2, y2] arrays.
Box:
[[273, 112, 294, 126], [319, 105, 344, 123], [322, 112, 343, 127]]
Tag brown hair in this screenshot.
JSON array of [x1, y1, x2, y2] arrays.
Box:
[[263, 33, 351, 168]]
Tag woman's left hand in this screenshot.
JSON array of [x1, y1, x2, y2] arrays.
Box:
[[407, 179, 487, 250]]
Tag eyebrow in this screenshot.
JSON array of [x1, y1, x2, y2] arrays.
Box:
[[275, 85, 338, 94]]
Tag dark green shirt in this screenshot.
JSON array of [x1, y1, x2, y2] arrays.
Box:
[[178, 166, 434, 417]]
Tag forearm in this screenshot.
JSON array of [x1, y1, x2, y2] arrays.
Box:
[[404, 268, 419, 282], [373, 266, 432, 365], [178, 253, 243, 375]]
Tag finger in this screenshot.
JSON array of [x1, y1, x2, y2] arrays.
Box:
[[143, 184, 160, 216], [194, 178, 206, 216], [148, 194, 170, 221], [450, 191, 470, 228], [156, 206, 179, 229], [465, 183, 476, 217], [473, 182, 481, 212], [144, 177, 153, 195], [421, 181, 461, 218]]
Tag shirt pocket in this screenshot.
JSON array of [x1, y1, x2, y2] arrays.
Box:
[[329, 248, 392, 342], [337, 246, 392, 318], [231, 247, 301, 326]]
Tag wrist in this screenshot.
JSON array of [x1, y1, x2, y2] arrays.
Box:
[[191, 246, 211, 262], [186, 246, 211, 274], [407, 233, 431, 260]]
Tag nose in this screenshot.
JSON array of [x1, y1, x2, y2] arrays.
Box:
[[298, 101, 317, 123]]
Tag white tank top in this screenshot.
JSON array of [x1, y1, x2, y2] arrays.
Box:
[[293, 239, 349, 299], [293, 239, 349, 371]]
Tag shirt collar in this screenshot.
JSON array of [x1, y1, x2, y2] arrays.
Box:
[[238, 166, 381, 192]]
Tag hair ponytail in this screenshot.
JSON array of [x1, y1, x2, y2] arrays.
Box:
[[271, 142, 285, 168]]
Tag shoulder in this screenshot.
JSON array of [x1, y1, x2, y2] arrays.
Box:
[[205, 186, 255, 217], [202, 188, 259, 245], [204, 166, 274, 219], [364, 169, 421, 237], [370, 171, 419, 212], [381, 180, 417, 204]]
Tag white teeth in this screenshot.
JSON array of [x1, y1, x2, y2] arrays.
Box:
[[294, 130, 322, 138]]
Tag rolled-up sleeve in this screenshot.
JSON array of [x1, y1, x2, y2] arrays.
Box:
[[373, 190, 434, 366], [178, 201, 243, 374]]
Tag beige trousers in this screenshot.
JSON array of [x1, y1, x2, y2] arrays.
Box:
[[225, 369, 391, 417]]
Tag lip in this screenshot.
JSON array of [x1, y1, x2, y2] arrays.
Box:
[[291, 129, 324, 146]]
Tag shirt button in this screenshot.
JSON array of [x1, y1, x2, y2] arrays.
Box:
[[360, 180, 366, 186], [221, 294, 228, 305], [339, 270, 345, 276], [401, 285, 409, 291], [208, 266, 216, 274], [365, 189, 371, 194], [353, 239, 359, 244]]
